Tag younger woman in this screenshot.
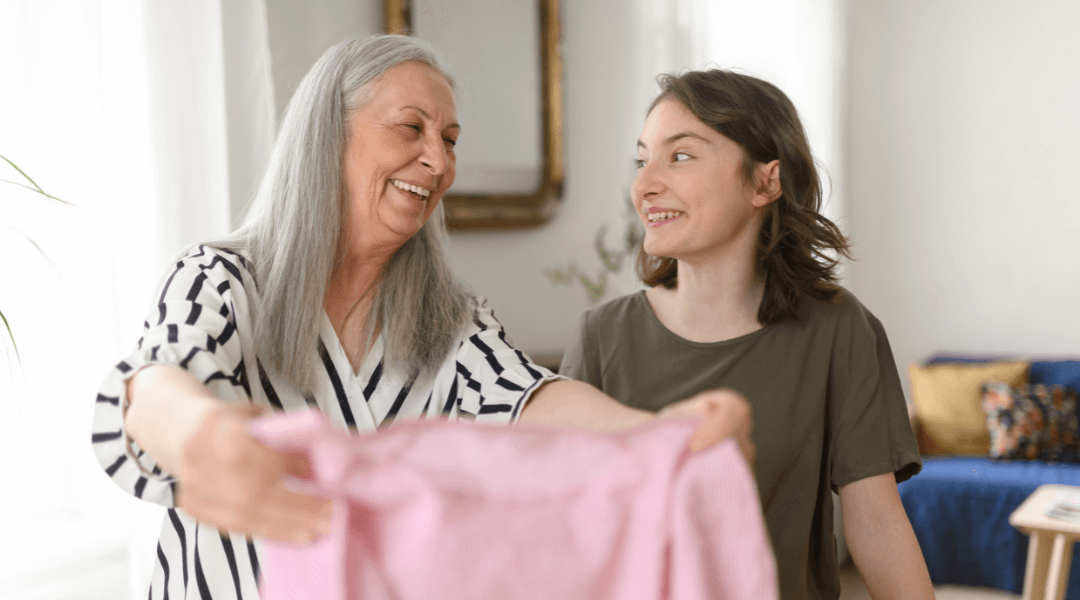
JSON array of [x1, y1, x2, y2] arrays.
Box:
[[560, 70, 934, 600]]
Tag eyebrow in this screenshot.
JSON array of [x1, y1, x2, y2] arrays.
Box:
[[636, 131, 712, 150], [401, 105, 460, 130]]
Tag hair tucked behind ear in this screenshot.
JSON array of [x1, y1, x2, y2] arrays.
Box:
[[637, 69, 852, 324]]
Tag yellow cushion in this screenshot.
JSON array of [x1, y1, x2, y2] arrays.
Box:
[[909, 361, 1029, 455]]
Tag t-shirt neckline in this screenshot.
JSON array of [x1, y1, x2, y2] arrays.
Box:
[[634, 290, 775, 349]]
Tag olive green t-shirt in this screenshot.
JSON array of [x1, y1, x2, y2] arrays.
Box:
[[559, 288, 921, 600]]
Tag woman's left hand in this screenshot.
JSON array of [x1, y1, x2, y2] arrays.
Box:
[[659, 389, 755, 464]]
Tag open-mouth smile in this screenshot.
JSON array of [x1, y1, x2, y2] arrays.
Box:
[[647, 210, 683, 226], [390, 179, 433, 201]]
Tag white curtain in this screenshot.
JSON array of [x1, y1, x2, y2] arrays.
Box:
[[0, 1, 275, 598]]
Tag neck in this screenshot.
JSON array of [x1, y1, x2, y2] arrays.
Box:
[[324, 245, 394, 328], [647, 231, 767, 343], [673, 252, 764, 329]]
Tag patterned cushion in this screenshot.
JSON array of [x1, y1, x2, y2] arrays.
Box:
[[909, 361, 1029, 455], [981, 382, 1080, 462]]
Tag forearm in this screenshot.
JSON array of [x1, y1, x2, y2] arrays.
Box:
[[125, 364, 330, 541], [841, 474, 935, 600], [124, 364, 223, 476], [518, 379, 654, 432], [522, 381, 755, 460]]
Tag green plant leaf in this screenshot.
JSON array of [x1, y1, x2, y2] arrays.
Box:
[[0, 178, 72, 205], [578, 270, 606, 301], [0, 308, 20, 367], [594, 226, 623, 272], [0, 221, 56, 268], [0, 155, 73, 206]]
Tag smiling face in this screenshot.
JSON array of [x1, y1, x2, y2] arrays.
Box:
[[341, 60, 459, 257], [632, 98, 777, 266]]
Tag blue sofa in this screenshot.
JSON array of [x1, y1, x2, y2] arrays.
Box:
[[898, 357, 1080, 597]]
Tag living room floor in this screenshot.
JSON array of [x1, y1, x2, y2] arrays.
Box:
[[837, 562, 1021, 600]]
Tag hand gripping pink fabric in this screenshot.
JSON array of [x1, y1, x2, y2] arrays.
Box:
[[249, 410, 777, 600]]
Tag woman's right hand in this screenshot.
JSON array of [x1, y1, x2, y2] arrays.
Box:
[[175, 402, 334, 544], [126, 365, 332, 544]]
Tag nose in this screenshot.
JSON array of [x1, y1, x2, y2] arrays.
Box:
[[631, 160, 662, 205], [419, 133, 451, 176]]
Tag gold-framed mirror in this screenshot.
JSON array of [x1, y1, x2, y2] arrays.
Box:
[[384, 0, 563, 230]]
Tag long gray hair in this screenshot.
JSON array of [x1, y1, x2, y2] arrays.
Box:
[[215, 35, 472, 394]]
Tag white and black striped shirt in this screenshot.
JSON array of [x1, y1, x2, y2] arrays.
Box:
[[91, 245, 559, 600]]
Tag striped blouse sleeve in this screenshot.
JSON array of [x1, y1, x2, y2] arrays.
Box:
[[449, 298, 563, 424], [90, 245, 254, 508]]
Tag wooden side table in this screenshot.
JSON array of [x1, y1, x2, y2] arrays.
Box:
[[1010, 484, 1080, 600]]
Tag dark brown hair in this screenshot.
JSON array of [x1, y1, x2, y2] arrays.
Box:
[[637, 69, 852, 324]]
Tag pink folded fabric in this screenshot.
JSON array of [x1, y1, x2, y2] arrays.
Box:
[[250, 410, 777, 600]]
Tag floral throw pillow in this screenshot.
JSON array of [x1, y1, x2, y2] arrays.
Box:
[[981, 382, 1080, 462]]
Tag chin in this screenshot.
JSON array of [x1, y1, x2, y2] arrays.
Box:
[[642, 237, 674, 259]]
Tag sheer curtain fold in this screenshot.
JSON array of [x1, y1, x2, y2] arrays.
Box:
[[222, 0, 278, 228], [0, 1, 276, 598], [142, 0, 232, 255], [142, 0, 276, 248]]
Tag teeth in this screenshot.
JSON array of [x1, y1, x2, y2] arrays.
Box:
[[391, 179, 432, 198], [648, 210, 683, 222]]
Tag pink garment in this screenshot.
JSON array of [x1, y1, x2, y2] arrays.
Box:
[[250, 410, 777, 600]]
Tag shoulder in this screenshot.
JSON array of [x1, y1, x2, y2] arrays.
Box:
[[789, 288, 895, 369], [169, 244, 255, 283], [580, 290, 650, 331], [154, 244, 259, 313], [459, 296, 515, 347], [455, 297, 548, 373], [801, 287, 885, 337], [465, 296, 497, 331], [798, 288, 896, 383]]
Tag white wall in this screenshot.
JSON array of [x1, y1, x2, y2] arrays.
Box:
[[845, 0, 1080, 398]]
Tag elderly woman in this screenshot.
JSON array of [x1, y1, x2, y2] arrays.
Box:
[[90, 35, 752, 599]]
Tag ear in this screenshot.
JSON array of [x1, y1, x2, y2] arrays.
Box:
[[751, 160, 781, 208]]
